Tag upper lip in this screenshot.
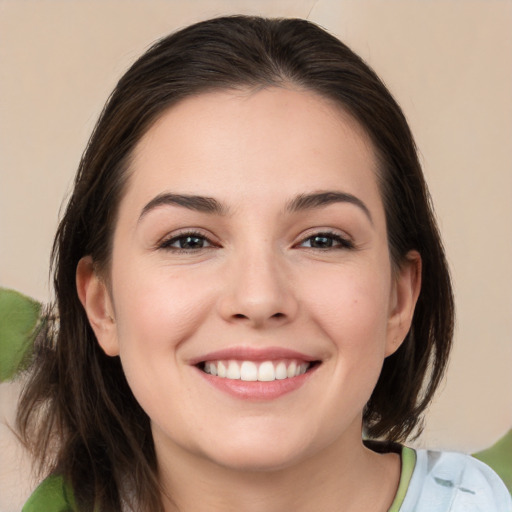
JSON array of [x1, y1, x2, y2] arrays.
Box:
[[188, 347, 320, 366]]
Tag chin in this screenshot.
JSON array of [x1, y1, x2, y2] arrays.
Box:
[[199, 428, 317, 473], [208, 446, 304, 473]]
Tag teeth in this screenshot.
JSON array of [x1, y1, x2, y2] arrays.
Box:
[[275, 362, 287, 380], [258, 361, 275, 381], [227, 360, 241, 379], [240, 361, 258, 381], [203, 359, 312, 381], [217, 361, 227, 378]]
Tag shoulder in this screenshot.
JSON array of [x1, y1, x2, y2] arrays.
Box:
[[400, 448, 512, 512], [22, 475, 77, 512]]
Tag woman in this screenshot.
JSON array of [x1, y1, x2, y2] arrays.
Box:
[[17, 15, 511, 512]]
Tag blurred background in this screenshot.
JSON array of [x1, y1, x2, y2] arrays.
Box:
[[1, 1, 511, 510]]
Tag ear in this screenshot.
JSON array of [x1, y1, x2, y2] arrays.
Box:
[[76, 256, 120, 356], [385, 250, 422, 357]]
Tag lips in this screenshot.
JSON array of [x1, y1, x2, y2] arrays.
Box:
[[191, 347, 320, 400]]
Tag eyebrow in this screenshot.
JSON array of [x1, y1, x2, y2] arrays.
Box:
[[138, 190, 372, 224], [286, 191, 373, 224], [139, 193, 228, 222]]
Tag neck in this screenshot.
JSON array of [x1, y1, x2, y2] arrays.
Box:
[[156, 425, 400, 512]]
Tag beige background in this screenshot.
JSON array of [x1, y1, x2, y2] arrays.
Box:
[[1, 1, 511, 510]]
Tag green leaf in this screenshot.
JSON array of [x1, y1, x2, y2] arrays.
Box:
[[473, 429, 512, 494], [0, 287, 42, 382]]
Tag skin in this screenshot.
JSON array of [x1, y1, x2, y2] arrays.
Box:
[[77, 87, 421, 511]]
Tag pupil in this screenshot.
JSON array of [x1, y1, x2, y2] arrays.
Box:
[[312, 236, 332, 248], [181, 236, 203, 249]]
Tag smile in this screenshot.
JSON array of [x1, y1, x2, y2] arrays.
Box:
[[192, 348, 321, 400], [201, 359, 311, 381]]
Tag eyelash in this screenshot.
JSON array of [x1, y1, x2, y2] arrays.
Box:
[[157, 230, 354, 253], [158, 231, 216, 252], [296, 231, 354, 250]]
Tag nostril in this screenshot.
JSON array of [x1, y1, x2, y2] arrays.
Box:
[[231, 312, 285, 321]]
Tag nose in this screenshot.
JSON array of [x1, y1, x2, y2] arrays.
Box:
[[217, 247, 298, 328]]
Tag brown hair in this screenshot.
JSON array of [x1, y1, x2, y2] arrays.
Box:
[[17, 15, 454, 512]]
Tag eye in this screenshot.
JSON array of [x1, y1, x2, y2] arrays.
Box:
[[159, 232, 215, 251], [298, 232, 354, 250]]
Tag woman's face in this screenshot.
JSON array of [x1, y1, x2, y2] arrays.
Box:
[[80, 87, 419, 472]]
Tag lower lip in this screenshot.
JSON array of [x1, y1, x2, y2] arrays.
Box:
[[195, 366, 318, 400]]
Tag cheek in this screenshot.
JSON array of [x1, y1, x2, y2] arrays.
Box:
[[111, 260, 215, 354], [303, 264, 391, 335], [289, 266, 392, 443], [108, 262, 215, 427], [298, 263, 392, 387]]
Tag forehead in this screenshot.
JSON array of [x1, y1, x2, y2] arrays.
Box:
[[123, 87, 383, 220]]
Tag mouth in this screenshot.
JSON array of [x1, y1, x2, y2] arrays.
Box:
[[191, 348, 322, 399], [198, 359, 320, 382]]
